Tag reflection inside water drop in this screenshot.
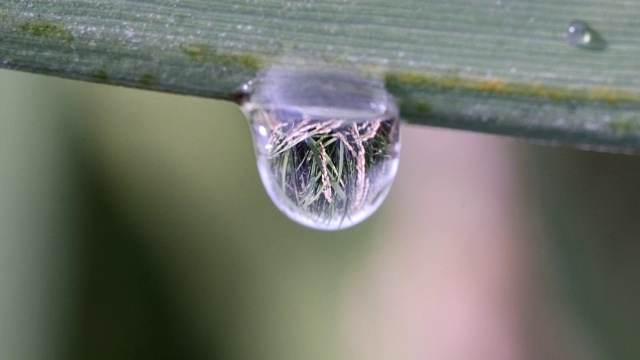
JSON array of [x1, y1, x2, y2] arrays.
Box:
[[241, 68, 401, 230]]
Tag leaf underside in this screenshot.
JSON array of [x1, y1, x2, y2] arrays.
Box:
[[2, 0, 640, 152]]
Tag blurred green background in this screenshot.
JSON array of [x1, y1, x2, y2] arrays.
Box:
[[1, 69, 639, 360]]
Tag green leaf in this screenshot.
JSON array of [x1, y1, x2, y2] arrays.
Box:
[[2, 0, 640, 151]]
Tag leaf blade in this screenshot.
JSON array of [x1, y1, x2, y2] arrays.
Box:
[[2, 0, 640, 151]]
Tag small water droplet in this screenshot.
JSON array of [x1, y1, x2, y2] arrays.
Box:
[[241, 68, 401, 230], [566, 20, 607, 50]]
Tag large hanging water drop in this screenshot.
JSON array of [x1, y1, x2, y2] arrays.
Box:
[[241, 68, 401, 230]]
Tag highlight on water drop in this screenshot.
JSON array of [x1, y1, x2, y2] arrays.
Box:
[[566, 20, 607, 50], [240, 67, 401, 230]]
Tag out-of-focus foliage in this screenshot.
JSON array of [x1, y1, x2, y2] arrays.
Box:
[[2, 70, 640, 359]]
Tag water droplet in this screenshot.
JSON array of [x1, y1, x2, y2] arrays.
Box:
[[241, 68, 401, 230], [566, 20, 607, 50]]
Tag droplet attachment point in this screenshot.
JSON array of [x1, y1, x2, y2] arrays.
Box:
[[241, 68, 401, 230], [566, 20, 607, 50]]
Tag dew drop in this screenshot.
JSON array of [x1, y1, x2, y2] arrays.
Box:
[[566, 20, 591, 45], [241, 68, 401, 230], [566, 20, 607, 50]]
